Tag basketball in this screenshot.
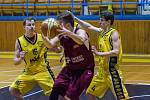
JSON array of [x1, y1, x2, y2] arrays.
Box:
[[41, 18, 61, 38]]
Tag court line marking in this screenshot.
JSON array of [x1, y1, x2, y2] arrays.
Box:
[[0, 64, 149, 71], [0, 77, 16, 82], [121, 65, 150, 67], [124, 72, 150, 74], [129, 95, 150, 99], [0, 70, 22, 72], [0, 82, 12, 84], [0, 75, 18, 76], [137, 83, 150, 85], [22, 89, 150, 99], [126, 83, 150, 85], [23, 90, 43, 98], [1, 83, 150, 99], [126, 80, 150, 82]]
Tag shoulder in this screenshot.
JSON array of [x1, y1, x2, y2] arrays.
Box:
[[111, 28, 119, 36], [111, 29, 120, 40], [17, 35, 25, 45], [37, 33, 42, 36], [18, 35, 24, 40], [76, 28, 86, 34]]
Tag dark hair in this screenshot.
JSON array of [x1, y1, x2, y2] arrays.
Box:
[[57, 11, 74, 27], [23, 17, 36, 26], [100, 11, 114, 25]]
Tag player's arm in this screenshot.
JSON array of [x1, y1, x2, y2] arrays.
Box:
[[42, 34, 60, 49], [92, 31, 120, 56], [49, 46, 63, 53], [74, 16, 102, 33], [60, 50, 64, 63], [67, 29, 88, 45], [57, 26, 88, 45], [13, 40, 24, 65]]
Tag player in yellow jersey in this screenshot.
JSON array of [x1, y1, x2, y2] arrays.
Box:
[[72, 11, 129, 100], [9, 17, 54, 100]]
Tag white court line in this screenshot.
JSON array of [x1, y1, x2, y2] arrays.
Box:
[[0, 86, 9, 89], [121, 65, 150, 67], [126, 80, 150, 83], [0, 70, 22, 73], [0, 74, 18, 76], [1, 83, 150, 99], [23, 90, 43, 98], [126, 83, 150, 85], [0, 77, 16, 82], [124, 72, 150, 74], [0, 82, 12, 84], [129, 95, 150, 99], [137, 83, 150, 85]]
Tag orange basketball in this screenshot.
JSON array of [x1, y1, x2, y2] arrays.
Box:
[[41, 18, 61, 38]]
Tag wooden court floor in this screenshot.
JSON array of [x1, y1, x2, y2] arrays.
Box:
[[0, 54, 150, 88]]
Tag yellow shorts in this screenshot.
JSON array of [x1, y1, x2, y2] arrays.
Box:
[[86, 67, 129, 100], [10, 71, 54, 96]]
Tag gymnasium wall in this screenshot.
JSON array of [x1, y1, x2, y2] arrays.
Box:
[[0, 20, 150, 54]]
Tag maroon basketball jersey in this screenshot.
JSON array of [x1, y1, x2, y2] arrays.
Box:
[[59, 28, 95, 70]]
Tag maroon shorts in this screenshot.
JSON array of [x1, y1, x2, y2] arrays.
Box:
[[53, 67, 94, 100]]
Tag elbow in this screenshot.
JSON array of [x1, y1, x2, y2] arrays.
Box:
[[14, 61, 20, 65], [78, 41, 84, 45], [14, 62, 19, 65], [114, 50, 120, 55], [13, 58, 21, 65], [46, 42, 55, 49]]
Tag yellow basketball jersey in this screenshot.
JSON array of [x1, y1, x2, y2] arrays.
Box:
[[98, 28, 122, 71], [18, 34, 47, 75]]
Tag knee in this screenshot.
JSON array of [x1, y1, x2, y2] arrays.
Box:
[[86, 93, 96, 100], [9, 87, 23, 100], [9, 87, 15, 95]]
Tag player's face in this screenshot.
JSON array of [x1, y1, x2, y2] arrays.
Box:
[[99, 17, 109, 29], [58, 19, 70, 30], [25, 20, 35, 33]]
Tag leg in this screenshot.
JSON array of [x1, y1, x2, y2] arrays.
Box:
[[49, 67, 70, 100], [9, 74, 35, 100], [64, 96, 71, 100], [9, 87, 23, 100], [87, 93, 96, 100], [35, 71, 54, 96], [86, 67, 108, 100], [49, 87, 60, 100], [66, 69, 94, 100], [109, 70, 129, 100], [109, 56, 129, 100]]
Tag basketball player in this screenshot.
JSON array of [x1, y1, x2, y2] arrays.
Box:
[[60, 21, 82, 67], [41, 11, 95, 100], [9, 17, 54, 100], [72, 11, 129, 100]]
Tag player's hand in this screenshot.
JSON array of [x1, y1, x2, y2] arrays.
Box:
[[20, 51, 27, 59], [57, 23, 70, 36], [91, 46, 98, 54], [66, 10, 74, 17]]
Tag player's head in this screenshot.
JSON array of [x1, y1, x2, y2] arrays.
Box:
[[23, 17, 36, 33], [57, 11, 74, 29], [99, 11, 114, 28]]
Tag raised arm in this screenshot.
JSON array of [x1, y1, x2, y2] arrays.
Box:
[[73, 16, 102, 33], [57, 25, 88, 45]]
